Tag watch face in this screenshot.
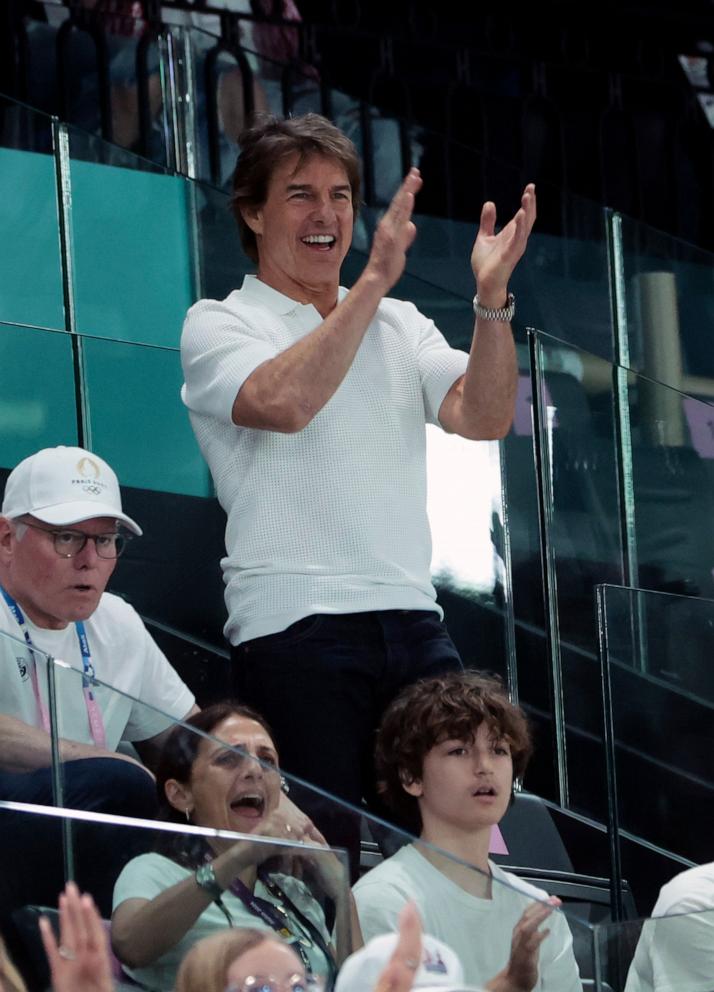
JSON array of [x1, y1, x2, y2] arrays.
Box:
[[196, 864, 221, 896]]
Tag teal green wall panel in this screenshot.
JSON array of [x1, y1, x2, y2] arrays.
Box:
[[0, 323, 78, 466], [82, 337, 212, 497], [70, 161, 195, 347], [0, 149, 65, 331]]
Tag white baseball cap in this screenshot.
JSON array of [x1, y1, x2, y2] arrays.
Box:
[[334, 931, 483, 992], [2, 446, 142, 535]]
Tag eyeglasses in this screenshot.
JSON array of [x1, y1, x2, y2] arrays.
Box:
[[225, 976, 322, 992], [20, 521, 131, 560]]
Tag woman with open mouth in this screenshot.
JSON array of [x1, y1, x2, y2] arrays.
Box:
[[111, 703, 358, 991]]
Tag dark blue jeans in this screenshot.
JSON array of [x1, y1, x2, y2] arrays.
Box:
[[231, 610, 463, 867]]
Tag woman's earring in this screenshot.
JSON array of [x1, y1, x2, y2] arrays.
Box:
[[280, 775, 290, 795], [185, 808, 192, 822]]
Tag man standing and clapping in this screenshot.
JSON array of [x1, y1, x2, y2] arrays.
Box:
[[181, 113, 535, 852]]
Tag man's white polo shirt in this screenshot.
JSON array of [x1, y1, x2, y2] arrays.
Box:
[[181, 275, 468, 645]]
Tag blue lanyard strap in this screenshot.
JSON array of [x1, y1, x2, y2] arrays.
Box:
[[75, 620, 96, 685], [0, 585, 35, 650], [1, 585, 95, 683], [0, 584, 105, 745]]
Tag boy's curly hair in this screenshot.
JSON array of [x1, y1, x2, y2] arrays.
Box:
[[376, 671, 533, 830]]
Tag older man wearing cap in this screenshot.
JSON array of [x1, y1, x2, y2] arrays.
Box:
[[0, 446, 197, 970]]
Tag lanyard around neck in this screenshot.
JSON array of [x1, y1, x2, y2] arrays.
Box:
[[228, 874, 314, 964], [0, 584, 107, 748]]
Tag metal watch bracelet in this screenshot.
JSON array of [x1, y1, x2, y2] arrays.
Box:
[[472, 292, 515, 322]]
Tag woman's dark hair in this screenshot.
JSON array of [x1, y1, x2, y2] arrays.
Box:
[[375, 671, 533, 832], [154, 701, 276, 866], [231, 112, 361, 263]]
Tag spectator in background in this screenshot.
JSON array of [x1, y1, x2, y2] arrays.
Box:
[[0, 445, 196, 969], [180, 112, 535, 859], [624, 861, 714, 992], [159, 1, 271, 181], [353, 672, 581, 991], [21, 1, 153, 148]]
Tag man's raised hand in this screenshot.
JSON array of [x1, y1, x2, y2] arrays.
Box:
[[365, 168, 423, 294], [471, 184, 536, 307]]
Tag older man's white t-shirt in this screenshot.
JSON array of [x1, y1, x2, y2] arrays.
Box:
[[0, 592, 194, 748]]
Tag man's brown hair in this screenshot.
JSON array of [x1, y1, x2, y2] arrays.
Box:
[[375, 671, 533, 830], [231, 113, 361, 263]]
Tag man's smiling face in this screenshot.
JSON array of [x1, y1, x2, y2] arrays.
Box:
[[243, 152, 354, 304]]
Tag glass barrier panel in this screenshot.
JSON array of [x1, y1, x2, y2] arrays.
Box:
[[597, 584, 714, 867], [626, 372, 714, 600], [530, 330, 625, 818], [105, 28, 168, 168], [594, 908, 714, 992], [0, 803, 350, 992], [618, 214, 714, 392], [0, 801, 601, 991], [500, 342, 558, 802], [593, 916, 645, 992], [64, 125, 196, 347], [398, 126, 614, 364], [0, 647, 603, 990], [80, 335, 212, 498], [598, 584, 714, 698], [0, 95, 65, 332], [182, 23, 250, 188], [0, 322, 79, 467]]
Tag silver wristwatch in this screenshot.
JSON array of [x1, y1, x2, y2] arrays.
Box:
[[472, 292, 515, 322], [195, 862, 223, 900]]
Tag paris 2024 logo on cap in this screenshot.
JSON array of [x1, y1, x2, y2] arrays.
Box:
[[72, 457, 106, 498], [423, 948, 448, 976]]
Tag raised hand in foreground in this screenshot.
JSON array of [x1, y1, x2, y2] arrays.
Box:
[[39, 881, 114, 992], [374, 902, 423, 992]]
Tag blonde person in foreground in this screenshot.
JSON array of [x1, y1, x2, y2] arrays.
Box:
[[353, 672, 581, 992]]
